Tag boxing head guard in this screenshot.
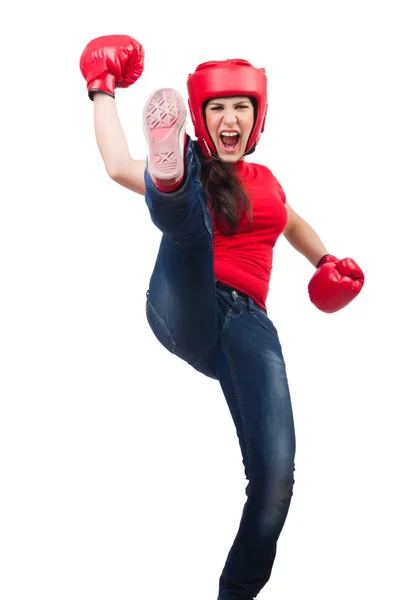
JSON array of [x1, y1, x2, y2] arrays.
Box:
[[187, 58, 268, 157]]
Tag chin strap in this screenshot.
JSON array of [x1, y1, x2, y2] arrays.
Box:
[[243, 142, 256, 156]]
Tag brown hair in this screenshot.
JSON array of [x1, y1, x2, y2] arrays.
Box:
[[194, 141, 252, 234]]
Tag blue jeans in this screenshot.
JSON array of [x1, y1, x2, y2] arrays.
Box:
[[144, 139, 296, 600]]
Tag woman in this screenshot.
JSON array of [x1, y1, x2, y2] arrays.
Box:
[[80, 35, 364, 600]]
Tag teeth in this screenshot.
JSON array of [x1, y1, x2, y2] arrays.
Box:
[[221, 132, 238, 137]]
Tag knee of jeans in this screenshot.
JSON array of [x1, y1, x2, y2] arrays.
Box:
[[253, 474, 295, 534], [250, 470, 295, 501], [146, 301, 177, 354], [273, 473, 295, 506], [248, 454, 295, 503]]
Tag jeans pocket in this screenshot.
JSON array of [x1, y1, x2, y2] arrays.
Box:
[[146, 301, 177, 354], [219, 297, 244, 334]]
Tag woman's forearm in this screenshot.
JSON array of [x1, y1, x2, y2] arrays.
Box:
[[93, 93, 132, 174], [284, 218, 328, 267]]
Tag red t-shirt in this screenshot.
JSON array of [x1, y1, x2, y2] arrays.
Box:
[[211, 160, 287, 310]]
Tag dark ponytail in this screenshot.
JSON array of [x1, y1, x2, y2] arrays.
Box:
[[193, 141, 252, 234]]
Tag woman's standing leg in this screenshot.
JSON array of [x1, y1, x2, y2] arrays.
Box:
[[215, 292, 296, 600]]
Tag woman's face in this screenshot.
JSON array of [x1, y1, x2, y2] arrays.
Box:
[[204, 96, 255, 162]]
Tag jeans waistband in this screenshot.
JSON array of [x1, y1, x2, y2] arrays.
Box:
[[215, 281, 250, 302], [215, 280, 266, 315]]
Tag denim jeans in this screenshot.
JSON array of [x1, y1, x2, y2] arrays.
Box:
[[144, 139, 296, 600]]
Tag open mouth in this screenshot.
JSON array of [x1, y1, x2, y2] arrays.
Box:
[[220, 131, 241, 153]]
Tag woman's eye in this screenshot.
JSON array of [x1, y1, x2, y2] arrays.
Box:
[[209, 105, 249, 111]]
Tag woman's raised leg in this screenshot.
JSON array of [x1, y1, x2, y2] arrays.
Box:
[[143, 88, 219, 378]]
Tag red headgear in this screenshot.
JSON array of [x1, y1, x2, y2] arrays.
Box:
[[187, 58, 268, 157]]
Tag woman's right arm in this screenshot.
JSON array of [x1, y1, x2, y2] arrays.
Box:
[[93, 92, 146, 196]]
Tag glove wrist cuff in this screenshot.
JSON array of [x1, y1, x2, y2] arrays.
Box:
[[316, 254, 338, 268], [87, 72, 117, 101]]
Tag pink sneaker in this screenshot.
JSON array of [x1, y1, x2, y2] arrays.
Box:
[[143, 88, 187, 192]]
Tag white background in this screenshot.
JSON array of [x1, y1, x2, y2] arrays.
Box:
[[1, 1, 395, 599]]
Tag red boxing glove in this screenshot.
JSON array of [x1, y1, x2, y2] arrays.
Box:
[[80, 34, 145, 100], [308, 254, 365, 313]]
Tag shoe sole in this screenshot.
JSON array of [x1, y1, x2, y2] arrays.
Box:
[[143, 88, 186, 186]]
